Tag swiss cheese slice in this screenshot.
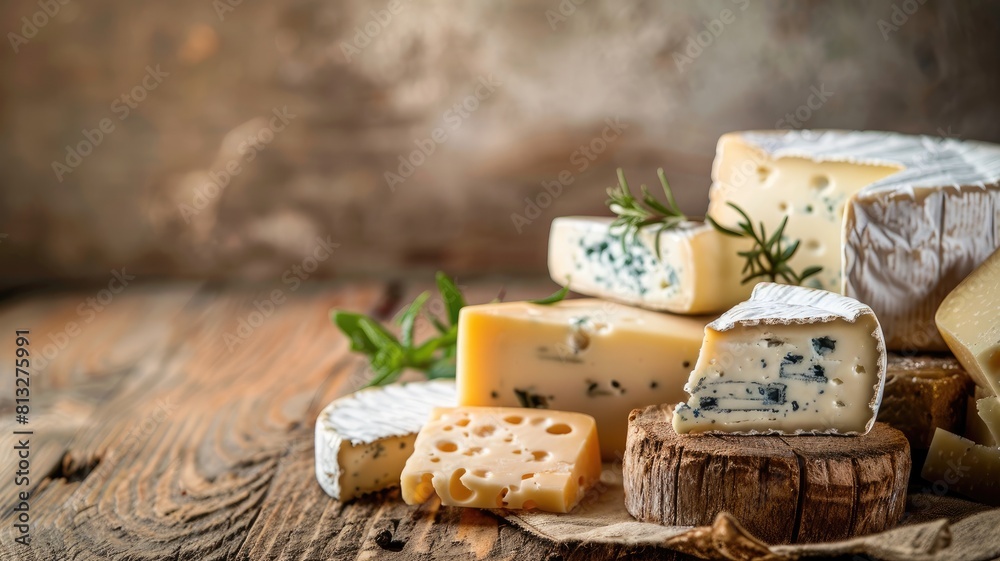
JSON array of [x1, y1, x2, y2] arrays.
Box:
[[709, 130, 1000, 351], [400, 406, 602, 513], [673, 283, 886, 435]]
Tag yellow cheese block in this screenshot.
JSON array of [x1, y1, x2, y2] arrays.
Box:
[[456, 299, 708, 458], [400, 406, 602, 513]]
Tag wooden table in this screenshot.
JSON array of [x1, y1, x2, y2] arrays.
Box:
[[0, 279, 699, 561]]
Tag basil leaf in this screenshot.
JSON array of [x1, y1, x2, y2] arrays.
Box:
[[331, 311, 381, 354]]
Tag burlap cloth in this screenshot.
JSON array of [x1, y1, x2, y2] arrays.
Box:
[[495, 465, 1000, 560]]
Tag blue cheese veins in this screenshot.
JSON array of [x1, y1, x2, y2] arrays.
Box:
[[673, 283, 886, 435], [547, 217, 750, 314]]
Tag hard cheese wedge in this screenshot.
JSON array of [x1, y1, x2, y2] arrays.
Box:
[[965, 385, 998, 447], [457, 298, 708, 458], [673, 283, 886, 435], [400, 406, 602, 513], [936, 246, 1000, 395], [314, 380, 455, 501], [710, 130, 1000, 351], [547, 217, 750, 314], [977, 396, 1000, 446], [923, 428, 1000, 506]]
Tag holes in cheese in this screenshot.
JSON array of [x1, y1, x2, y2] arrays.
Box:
[[400, 406, 602, 513], [456, 298, 709, 459]]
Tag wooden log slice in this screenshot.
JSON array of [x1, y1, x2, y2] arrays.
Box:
[[623, 404, 911, 545]]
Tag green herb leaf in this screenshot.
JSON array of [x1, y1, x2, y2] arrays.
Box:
[[330, 272, 469, 388], [425, 357, 456, 380], [529, 283, 570, 305], [436, 271, 465, 326], [331, 311, 387, 355], [606, 167, 688, 258], [707, 202, 824, 286], [396, 291, 430, 348]]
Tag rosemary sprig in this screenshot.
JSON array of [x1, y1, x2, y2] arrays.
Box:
[[707, 202, 823, 286], [331, 271, 464, 388], [606, 168, 687, 258]]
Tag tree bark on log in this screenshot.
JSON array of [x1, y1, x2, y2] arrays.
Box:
[[623, 404, 910, 545]]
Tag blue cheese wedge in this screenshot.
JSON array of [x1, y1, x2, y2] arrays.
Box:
[[314, 380, 456, 501], [673, 283, 887, 435], [547, 217, 750, 315]]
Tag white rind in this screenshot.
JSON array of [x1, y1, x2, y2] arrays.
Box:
[[718, 130, 1000, 351], [691, 282, 887, 436], [314, 380, 456, 500], [710, 282, 880, 330]]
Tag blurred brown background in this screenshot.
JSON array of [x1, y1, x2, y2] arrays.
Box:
[[2, 0, 1000, 285]]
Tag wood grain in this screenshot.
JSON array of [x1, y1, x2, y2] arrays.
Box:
[[0, 280, 698, 561], [623, 404, 911, 545]]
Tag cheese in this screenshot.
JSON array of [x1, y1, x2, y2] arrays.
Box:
[[709, 130, 1000, 351], [673, 283, 886, 435], [547, 217, 750, 314], [314, 380, 456, 501], [400, 406, 602, 513], [966, 386, 999, 447], [456, 298, 708, 458], [977, 396, 1000, 446], [936, 246, 1000, 394], [878, 354, 973, 449], [922, 428, 1000, 506]]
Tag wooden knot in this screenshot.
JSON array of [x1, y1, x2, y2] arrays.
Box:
[[373, 527, 405, 551]]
